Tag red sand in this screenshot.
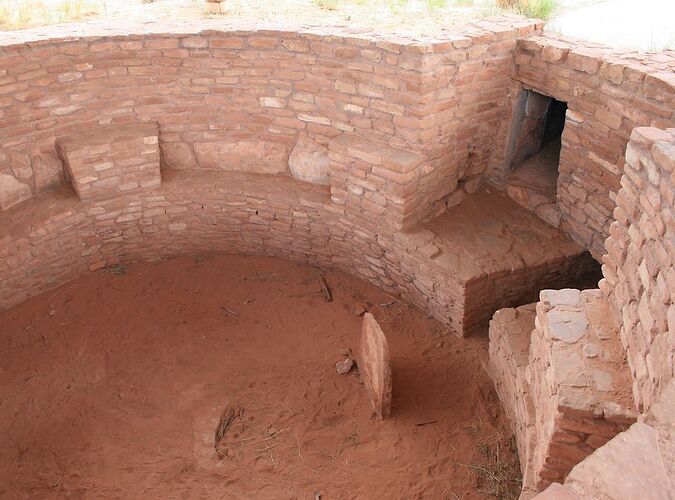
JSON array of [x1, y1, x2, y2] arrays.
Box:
[[0, 254, 518, 498]]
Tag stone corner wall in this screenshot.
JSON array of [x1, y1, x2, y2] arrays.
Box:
[[490, 125, 675, 498], [489, 288, 635, 496], [526, 288, 635, 492], [534, 379, 675, 500], [601, 126, 675, 414], [512, 33, 675, 259]]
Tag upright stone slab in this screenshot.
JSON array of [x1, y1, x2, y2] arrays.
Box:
[[359, 313, 392, 420]]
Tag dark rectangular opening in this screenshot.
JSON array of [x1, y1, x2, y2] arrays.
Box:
[[505, 90, 567, 226]]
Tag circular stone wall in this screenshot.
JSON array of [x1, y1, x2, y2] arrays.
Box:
[[0, 19, 596, 338]]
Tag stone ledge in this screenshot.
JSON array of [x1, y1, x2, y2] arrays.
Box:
[[0, 168, 595, 339]]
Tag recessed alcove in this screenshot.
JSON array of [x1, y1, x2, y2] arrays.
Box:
[[505, 90, 568, 227]]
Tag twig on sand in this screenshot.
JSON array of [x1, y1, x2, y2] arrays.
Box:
[[232, 427, 290, 447], [415, 420, 438, 427], [220, 306, 239, 317], [314, 267, 333, 302], [295, 434, 323, 474], [441, 488, 460, 500], [215, 404, 243, 443], [282, 402, 295, 417], [255, 443, 278, 453], [214, 403, 244, 459]]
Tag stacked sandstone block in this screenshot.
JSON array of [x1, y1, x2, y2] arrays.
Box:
[[512, 33, 675, 259], [56, 122, 161, 201], [0, 18, 542, 221], [526, 289, 635, 492], [534, 380, 675, 500], [328, 134, 431, 230], [488, 304, 537, 474], [489, 289, 636, 496], [601, 127, 675, 414]]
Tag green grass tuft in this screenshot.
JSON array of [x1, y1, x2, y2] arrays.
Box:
[[515, 0, 558, 20], [426, 0, 448, 11], [313, 0, 339, 10]]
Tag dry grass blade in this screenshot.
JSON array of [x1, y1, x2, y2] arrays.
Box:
[[462, 438, 522, 499], [314, 267, 333, 302], [214, 403, 244, 459], [220, 306, 240, 317]]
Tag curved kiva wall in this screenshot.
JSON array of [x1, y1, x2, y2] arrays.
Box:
[[3, 17, 606, 338], [0, 18, 540, 213]]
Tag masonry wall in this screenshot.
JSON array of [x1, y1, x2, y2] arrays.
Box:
[[511, 33, 675, 258], [489, 289, 635, 496], [0, 18, 540, 224], [490, 126, 675, 498], [601, 127, 675, 414]]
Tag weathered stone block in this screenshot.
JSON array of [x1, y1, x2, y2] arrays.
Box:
[[194, 140, 288, 174], [359, 313, 392, 420], [0, 173, 31, 210], [288, 133, 330, 185]]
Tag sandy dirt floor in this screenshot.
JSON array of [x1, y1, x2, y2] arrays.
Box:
[[0, 254, 520, 499]]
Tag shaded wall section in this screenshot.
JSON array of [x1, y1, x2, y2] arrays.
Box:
[[601, 126, 675, 414], [510, 33, 675, 258]]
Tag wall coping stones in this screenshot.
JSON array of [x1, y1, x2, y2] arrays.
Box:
[[0, 16, 542, 51], [517, 32, 675, 85], [330, 134, 425, 173]]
